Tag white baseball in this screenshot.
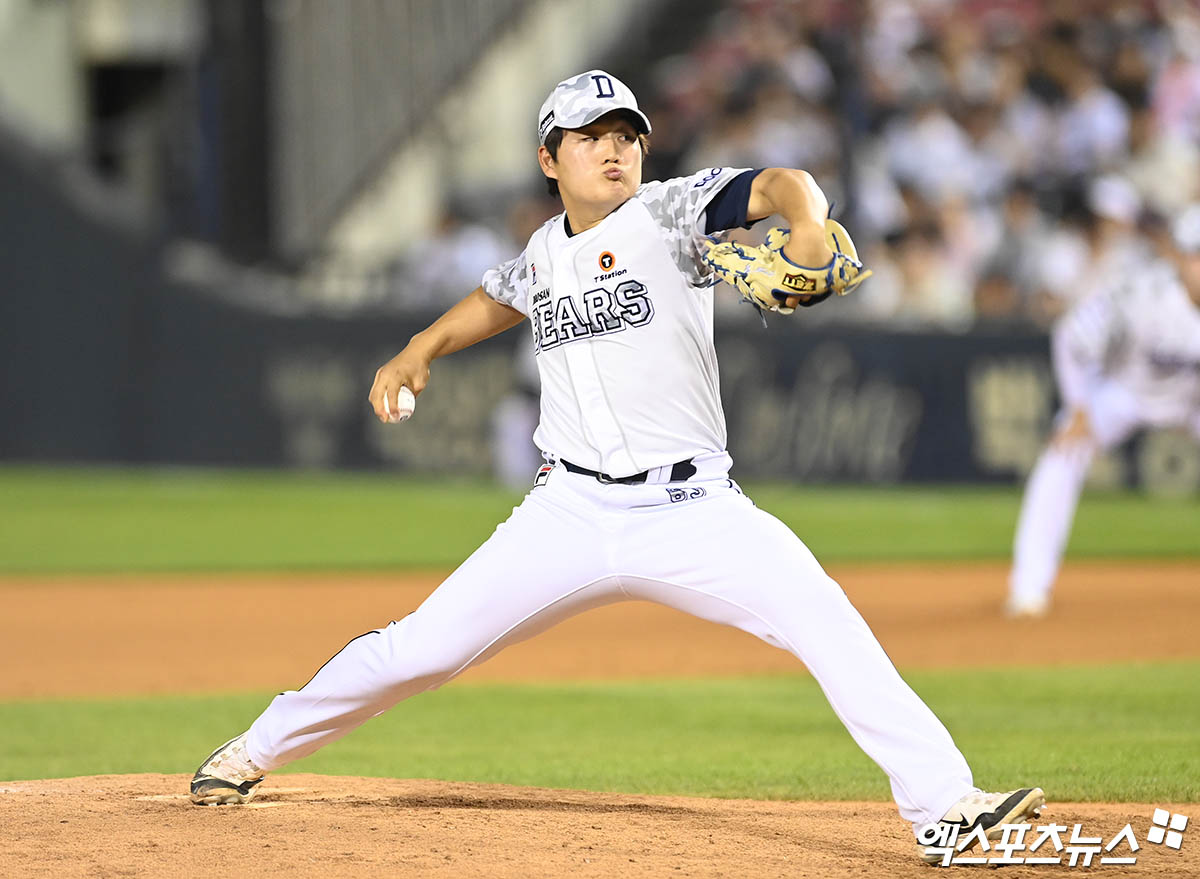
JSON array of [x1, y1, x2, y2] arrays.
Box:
[[389, 386, 416, 423]]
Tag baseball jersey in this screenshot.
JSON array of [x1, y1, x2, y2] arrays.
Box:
[[1053, 258, 1200, 427], [483, 167, 752, 477]]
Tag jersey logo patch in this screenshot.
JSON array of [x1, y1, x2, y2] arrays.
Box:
[[782, 272, 819, 293], [598, 251, 616, 271], [533, 464, 554, 488], [666, 486, 706, 503]]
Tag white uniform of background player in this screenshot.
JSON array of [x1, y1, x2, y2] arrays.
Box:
[[1008, 205, 1200, 617], [191, 70, 1043, 857]]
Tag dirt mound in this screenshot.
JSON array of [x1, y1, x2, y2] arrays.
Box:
[[1, 775, 1194, 878]]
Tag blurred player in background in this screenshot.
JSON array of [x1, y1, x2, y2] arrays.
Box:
[[490, 331, 542, 490], [1007, 204, 1200, 618]]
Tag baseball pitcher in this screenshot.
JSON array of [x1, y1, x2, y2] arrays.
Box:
[[190, 70, 1044, 863], [1008, 204, 1200, 617]]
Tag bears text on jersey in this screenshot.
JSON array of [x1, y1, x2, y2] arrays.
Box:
[[531, 279, 655, 353]]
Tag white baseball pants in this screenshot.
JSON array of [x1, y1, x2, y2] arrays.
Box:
[[1010, 382, 1145, 607], [246, 452, 975, 826]]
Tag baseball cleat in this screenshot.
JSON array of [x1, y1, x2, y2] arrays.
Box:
[[917, 787, 1046, 864], [1004, 595, 1050, 619], [190, 732, 267, 805]]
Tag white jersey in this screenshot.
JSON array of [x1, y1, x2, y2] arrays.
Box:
[[483, 167, 750, 477], [1053, 259, 1200, 428]]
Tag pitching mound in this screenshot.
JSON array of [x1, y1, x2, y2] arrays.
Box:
[[1, 775, 1194, 878]]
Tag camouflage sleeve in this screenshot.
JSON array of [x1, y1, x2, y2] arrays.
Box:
[[637, 167, 752, 286], [481, 250, 529, 315]]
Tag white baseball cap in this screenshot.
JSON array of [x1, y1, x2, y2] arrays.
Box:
[[537, 69, 652, 145], [1171, 204, 1200, 253]]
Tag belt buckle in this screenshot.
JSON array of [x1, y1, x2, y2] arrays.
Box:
[[596, 471, 618, 485]]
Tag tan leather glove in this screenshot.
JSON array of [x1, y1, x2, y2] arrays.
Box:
[[702, 219, 873, 315]]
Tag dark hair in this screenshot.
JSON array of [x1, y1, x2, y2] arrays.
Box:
[[541, 114, 650, 199], [543, 127, 566, 198]]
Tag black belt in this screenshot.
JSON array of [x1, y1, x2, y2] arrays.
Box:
[[560, 458, 697, 485]]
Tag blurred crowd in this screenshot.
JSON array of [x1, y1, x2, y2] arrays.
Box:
[[395, 0, 1200, 330]]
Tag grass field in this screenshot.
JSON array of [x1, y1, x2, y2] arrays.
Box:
[[1, 465, 1197, 573], [2, 665, 1197, 802], [2, 465, 1197, 805]]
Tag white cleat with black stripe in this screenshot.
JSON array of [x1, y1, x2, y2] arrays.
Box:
[[189, 733, 267, 805], [918, 787, 1046, 864]]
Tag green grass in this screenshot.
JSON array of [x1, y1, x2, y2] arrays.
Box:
[[0, 466, 520, 572], [750, 483, 1199, 562], [0, 466, 1196, 573], [2, 664, 1197, 802]]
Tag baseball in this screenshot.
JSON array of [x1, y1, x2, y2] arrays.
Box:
[[389, 386, 415, 423]]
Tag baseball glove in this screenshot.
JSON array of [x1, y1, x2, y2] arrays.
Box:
[[702, 219, 873, 315]]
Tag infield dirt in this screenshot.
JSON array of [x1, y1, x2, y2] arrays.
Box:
[[2, 559, 1198, 877], [2, 560, 1199, 698], [2, 775, 1197, 878]]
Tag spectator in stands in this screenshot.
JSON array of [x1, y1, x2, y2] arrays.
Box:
[[1122, 84, 1200, 217], [1053, 48, 1131, 176], [1153, 38, 1200, 141], [1032, 176, 1148, 327], [890, 222, 975, 331], [380, 0, 1200, 334], [404, 206, 511, 308], [982, 180, 1053, 313]]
